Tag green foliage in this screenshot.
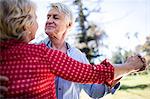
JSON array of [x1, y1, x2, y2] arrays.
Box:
[[72, 0, 107, 64], [111, 52, 123, 64], [80, 74, 150, 99], [141, 36, 150, 64], [103, 74, 150, 99], [135, 36, 150, 72], [111, 47, 134, 64]]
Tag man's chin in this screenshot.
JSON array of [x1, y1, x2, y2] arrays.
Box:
[[45, 31, 54, 35]]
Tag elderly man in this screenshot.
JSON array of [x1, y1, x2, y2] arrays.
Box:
[[38, 3, 120, 99]]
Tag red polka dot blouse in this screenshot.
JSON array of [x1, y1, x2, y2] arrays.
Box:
[[0, 39, 114, 99]]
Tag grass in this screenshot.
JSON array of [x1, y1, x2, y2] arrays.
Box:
[[80, 73, 150, 99]]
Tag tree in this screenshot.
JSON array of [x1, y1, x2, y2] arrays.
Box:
[[133, 36, 150, 74], [141, 36, 150, 65], [72, 0, 108, 64], [111, 47, 133, 64]]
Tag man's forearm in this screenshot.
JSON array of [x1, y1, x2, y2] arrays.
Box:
[[113, 61, 143, 79], [114, 63, 132, 79]]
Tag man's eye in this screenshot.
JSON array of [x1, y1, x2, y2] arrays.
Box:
[[54, 16, 59, 19], [54, 17, 59, 19], [47, 16, 50, 19]]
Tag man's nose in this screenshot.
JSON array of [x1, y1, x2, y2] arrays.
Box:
[[47, 17, 54, 23]]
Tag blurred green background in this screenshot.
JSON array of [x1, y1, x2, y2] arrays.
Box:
[[80, 73, 150, 99]]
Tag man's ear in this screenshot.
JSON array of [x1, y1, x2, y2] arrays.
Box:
[[67, 22, 74, 30]]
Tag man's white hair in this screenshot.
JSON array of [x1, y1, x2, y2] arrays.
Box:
[[49, 3, 74, 25]]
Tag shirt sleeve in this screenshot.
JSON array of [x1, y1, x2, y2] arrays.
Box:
[[82, 84, 109, 98], [80, 55, 120, 98], [75, 53, 111, 98], [41, 45, 114, 85]]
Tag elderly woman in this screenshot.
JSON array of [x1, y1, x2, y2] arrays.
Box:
[[0, 0, 146, 98]]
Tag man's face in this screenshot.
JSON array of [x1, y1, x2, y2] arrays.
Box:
[[45, 8, 69, 40]]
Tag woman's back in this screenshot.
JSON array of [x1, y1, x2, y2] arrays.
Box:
[[0, 39, 115, 98], [0, 39, 56, 98]]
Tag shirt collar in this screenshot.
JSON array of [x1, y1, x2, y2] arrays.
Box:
[[45, 38, 71, 50]]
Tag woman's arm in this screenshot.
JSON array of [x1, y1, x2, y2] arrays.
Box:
[[42, 46, 146, 85]]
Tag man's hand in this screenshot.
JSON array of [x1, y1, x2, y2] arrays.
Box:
[[137, 55, 147, 72], [113, 55, 147, 80], [125, 55, 147, 73]]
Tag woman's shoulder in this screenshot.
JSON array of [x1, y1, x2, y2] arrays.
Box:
[[22, 43, 48, 54]]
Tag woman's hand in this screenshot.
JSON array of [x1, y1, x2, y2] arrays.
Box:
[[0, 75, 9, 98]]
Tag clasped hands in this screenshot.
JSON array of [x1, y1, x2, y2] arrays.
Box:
[[110, 55, 147, 88], [125, 55, 147, 73]]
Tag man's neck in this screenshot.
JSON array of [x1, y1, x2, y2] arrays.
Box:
[[51, 39, 67, 53]]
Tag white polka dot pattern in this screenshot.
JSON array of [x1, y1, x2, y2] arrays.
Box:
[[0, 39, 114, 98]]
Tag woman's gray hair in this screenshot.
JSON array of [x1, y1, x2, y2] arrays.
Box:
[[0, 0, 36, 41], [49, 3, 74, 26]]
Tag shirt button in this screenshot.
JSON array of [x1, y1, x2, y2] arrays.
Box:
[[59, 88, 61, 90]]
